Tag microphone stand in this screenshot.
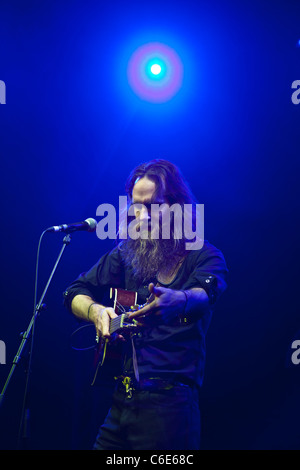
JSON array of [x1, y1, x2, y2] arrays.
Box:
[[0, 233, 72, 448]]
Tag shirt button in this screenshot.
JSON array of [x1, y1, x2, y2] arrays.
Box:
[[205, 279, 210, 283]]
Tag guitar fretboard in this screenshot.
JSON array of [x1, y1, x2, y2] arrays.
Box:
[[109, 313, 133, 334]]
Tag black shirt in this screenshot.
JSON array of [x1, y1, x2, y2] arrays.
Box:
[[64, 240, 228, 388]]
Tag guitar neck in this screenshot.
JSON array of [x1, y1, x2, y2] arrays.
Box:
[[109, 313, 131, 334], [107, 287, 150, 336]]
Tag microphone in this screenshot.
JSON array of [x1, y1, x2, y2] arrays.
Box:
[[46, 218, 97, 233]]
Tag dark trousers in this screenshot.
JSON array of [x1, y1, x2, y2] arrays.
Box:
[[93, 384, 201, 450]]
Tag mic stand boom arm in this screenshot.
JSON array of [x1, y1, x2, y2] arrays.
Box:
[[0, 234, 71, 417]]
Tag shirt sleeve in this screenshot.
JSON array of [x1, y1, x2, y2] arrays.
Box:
[[63, 245, 124, 312], [182, 241, 228, 305]]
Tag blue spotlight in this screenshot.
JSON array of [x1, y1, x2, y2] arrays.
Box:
[[145, 58, 167, 81], [127, 42, 183, 103], [151, 64, 161, 75]]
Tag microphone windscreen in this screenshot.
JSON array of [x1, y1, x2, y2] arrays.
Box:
[[85, 218, 97, 232]]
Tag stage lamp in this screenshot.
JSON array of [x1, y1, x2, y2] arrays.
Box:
[[151, 64, 161, 75], [127, 42, 183, 103]]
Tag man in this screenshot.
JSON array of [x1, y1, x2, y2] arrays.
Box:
[[63, 159, 228, 450]]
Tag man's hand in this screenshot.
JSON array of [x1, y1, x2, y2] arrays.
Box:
[[128, 283, 186, 324], [89, 304, 121, 340], [71, 295, 126, 342]]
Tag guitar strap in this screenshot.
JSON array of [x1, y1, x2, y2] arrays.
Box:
[[130, 285, 158, 384], [131, 335, 139, 383]]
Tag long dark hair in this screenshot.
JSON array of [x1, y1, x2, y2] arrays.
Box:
[[125, 159, 197, 206], [118, 160, 198, 282]]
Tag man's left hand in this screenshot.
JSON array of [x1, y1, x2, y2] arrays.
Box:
[[128, 283, 186, 324]]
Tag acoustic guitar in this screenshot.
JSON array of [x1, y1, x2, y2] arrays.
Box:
[[91, 287, 148, 386]]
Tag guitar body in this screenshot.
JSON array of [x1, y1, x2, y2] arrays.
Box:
[[91, 288, 138, 386]]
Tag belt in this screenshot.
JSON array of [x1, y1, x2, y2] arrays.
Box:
[[116, 376, 193, 399]]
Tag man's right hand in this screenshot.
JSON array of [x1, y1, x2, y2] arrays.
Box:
[[71, 294, 125, 342], [88, 304, 118, 340]]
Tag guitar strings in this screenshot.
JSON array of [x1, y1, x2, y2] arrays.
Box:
[[110, 299, 128, 332], [71, 300, 131, 349]]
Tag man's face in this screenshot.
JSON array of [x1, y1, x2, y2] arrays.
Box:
[[121, 175, 185, 281], [131, 176, 165, 238], [132, 176, 157, 205]]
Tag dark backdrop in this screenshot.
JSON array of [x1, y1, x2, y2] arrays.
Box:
[[0, 0, 299, 450]]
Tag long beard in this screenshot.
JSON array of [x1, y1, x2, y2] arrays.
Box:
[[119, 235, 186, 284]]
